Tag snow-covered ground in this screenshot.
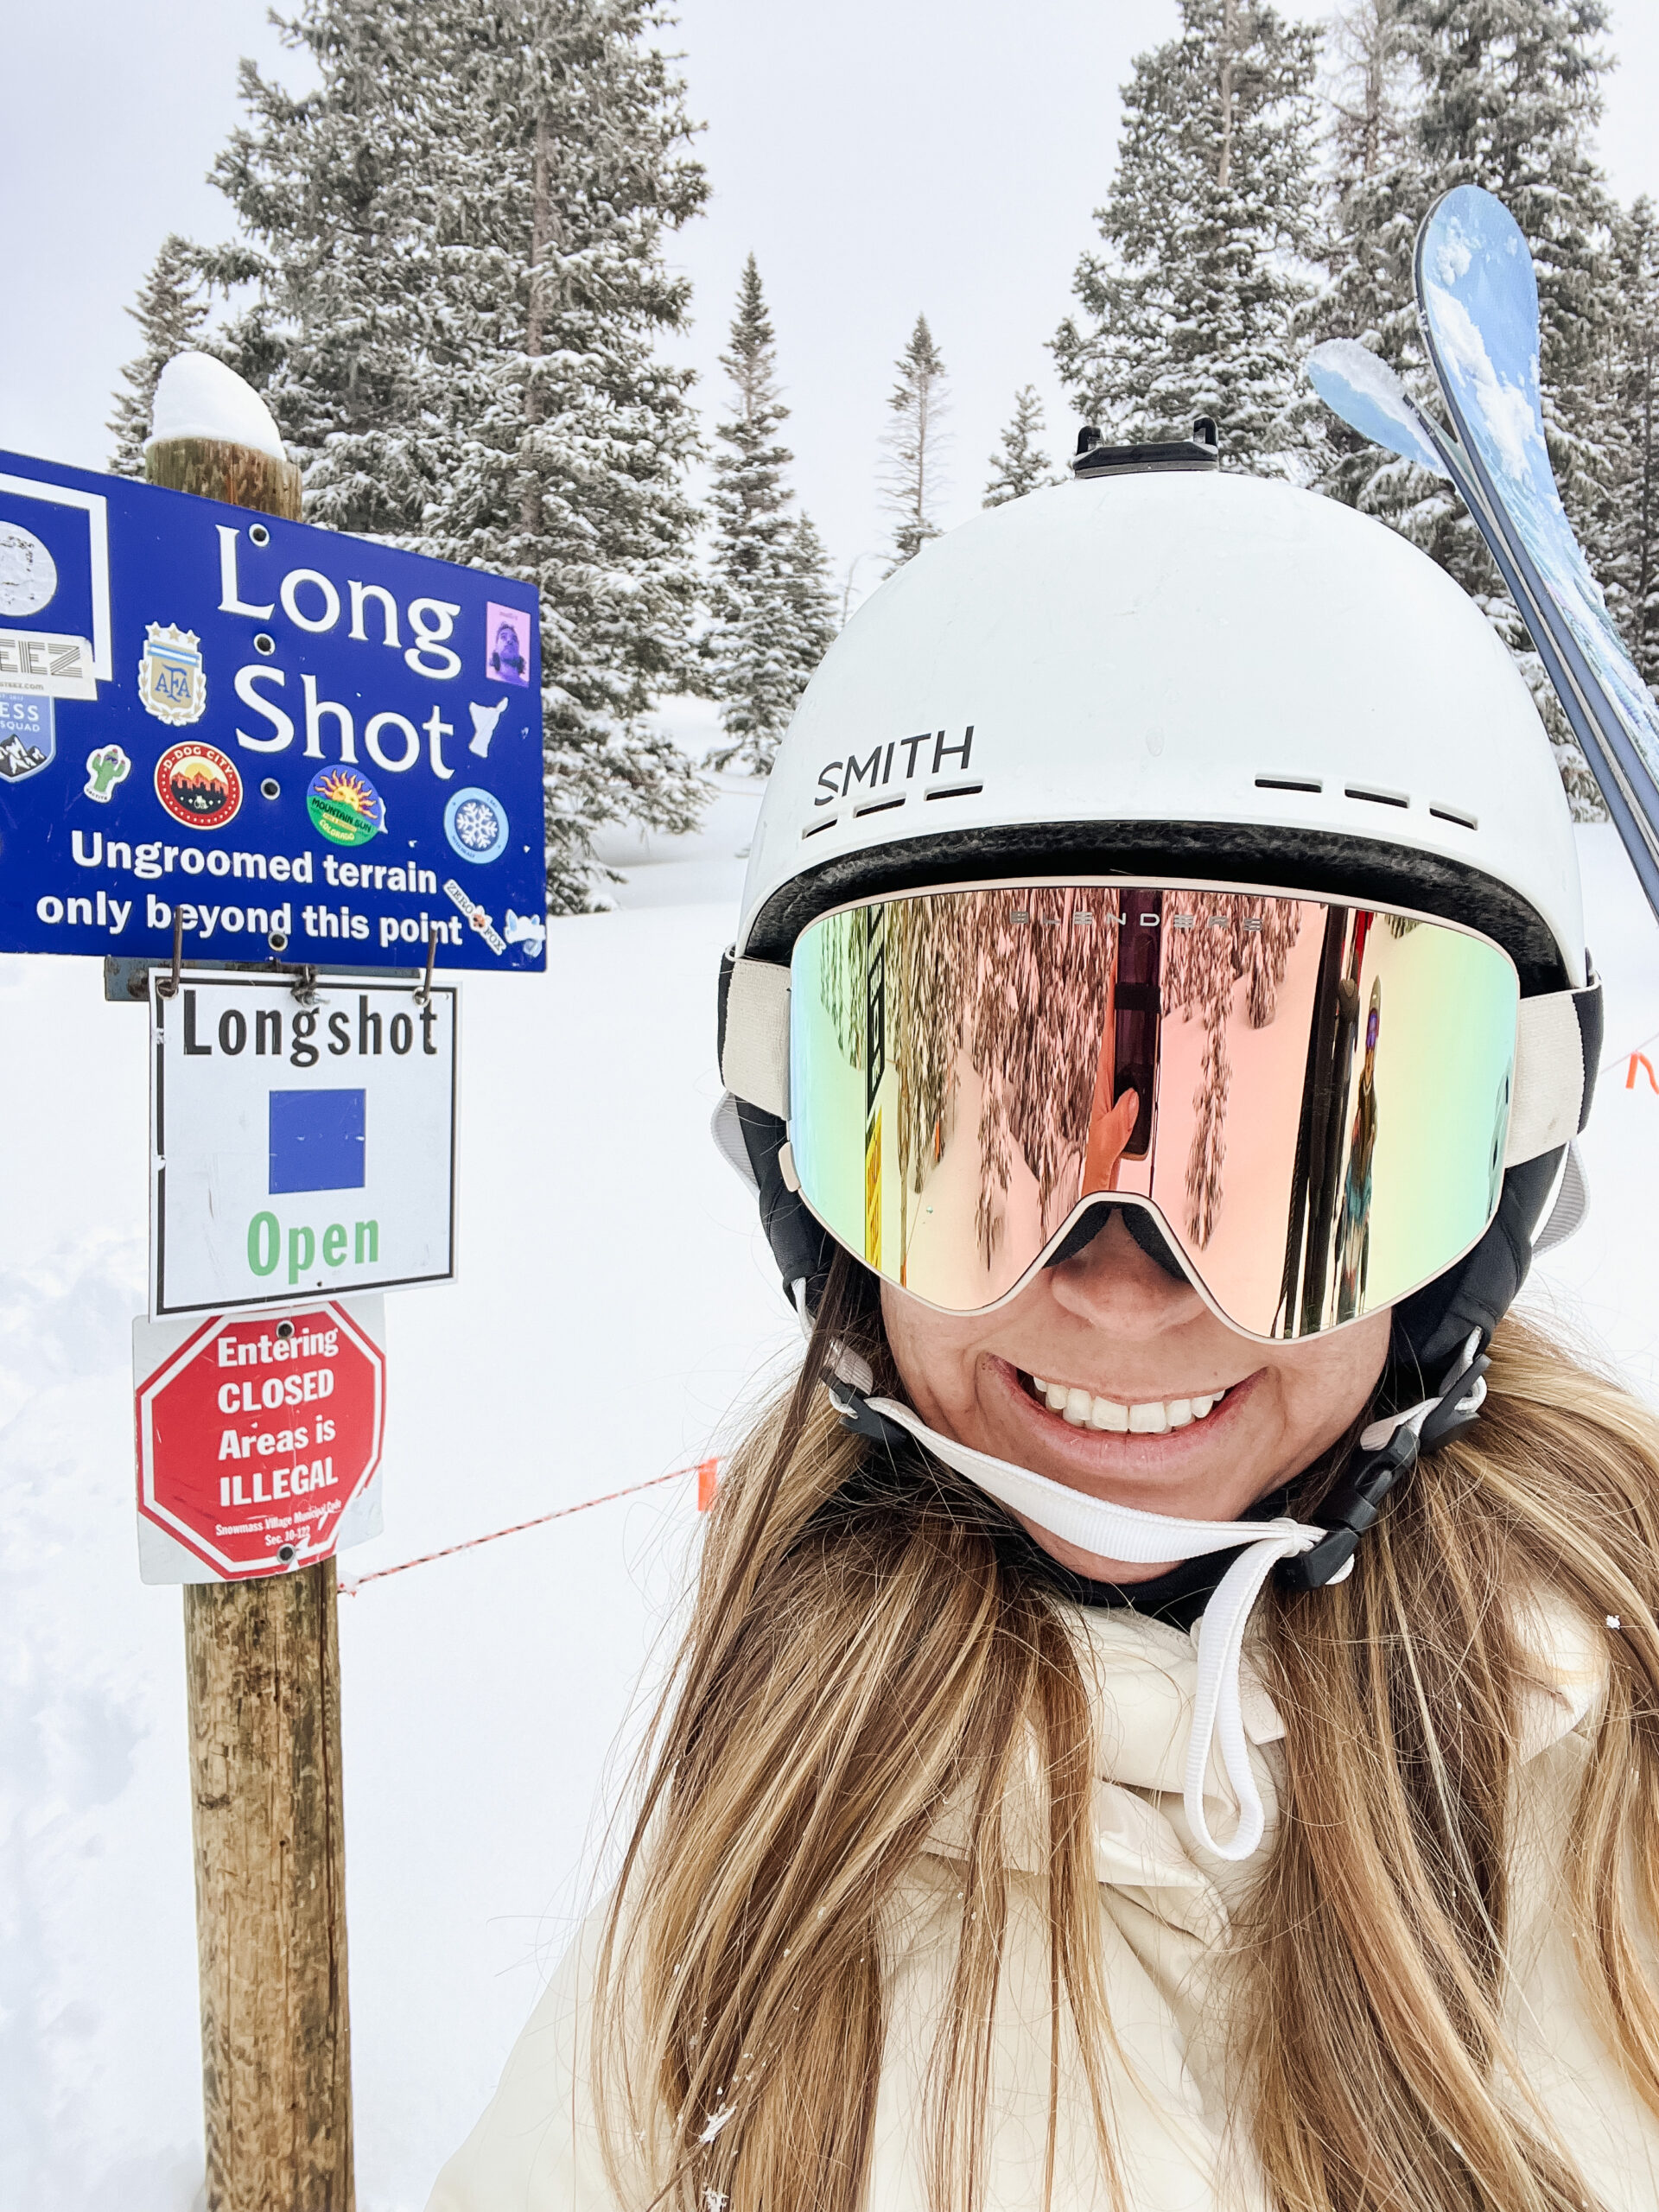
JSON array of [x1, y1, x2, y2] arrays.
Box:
[[4, 812, 1658, 2211]]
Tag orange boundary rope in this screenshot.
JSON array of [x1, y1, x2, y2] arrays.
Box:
[[339, 1457, 719, 1595]]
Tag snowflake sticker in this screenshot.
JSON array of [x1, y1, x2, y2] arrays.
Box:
[[454, 800, 498, 851], [443, 785, 509, 865]]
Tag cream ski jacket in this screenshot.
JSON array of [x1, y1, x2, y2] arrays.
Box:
[[429, 1596, 1659, 2210]]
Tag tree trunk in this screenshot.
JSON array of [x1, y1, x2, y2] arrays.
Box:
[[148, 423, 354, 2212], [1217, 0, 1238, 188]]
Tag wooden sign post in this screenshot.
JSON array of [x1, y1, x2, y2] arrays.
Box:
[[147, 421, 356, 2212]]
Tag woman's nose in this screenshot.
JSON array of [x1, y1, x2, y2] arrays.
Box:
[[1045, 1210, 1205, 1336]]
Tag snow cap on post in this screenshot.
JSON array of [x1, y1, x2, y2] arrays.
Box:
[[148, 353, 288, 465], [145, 351, 301, 518]]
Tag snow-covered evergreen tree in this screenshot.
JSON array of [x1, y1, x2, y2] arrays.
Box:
[[1596, 196, 1659, 695], [703, 256, 836, 774], [983, 386, 1059, 506], [200, 0, 710, 910], [1312, 0, 1427, 512], [1313, 0, 1612, 811], [1052, 0, 1324, 477], [200, 1, 435, 537], [107, 236, 210, 476], [882, 315, 950, 570]]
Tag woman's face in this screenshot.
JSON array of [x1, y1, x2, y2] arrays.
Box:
[[881, 1212, 1390, 1580]]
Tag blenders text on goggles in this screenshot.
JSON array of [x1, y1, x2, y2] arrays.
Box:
[[747, 880, 1596, 1341]]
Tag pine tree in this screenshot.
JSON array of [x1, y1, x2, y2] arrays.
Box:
[[1314, 0, 1615, 813], [1052, 0, 1324, 478], [703, 257, 837, 774], [983, 386, 1059, 506], [882, 315, 950, 570], [1313, 0, 1427, 512], [106, 236, 210, 476], [1595, 197, 1659, 695], [200, 0, 711, 910], [200, 2, 437, 537]]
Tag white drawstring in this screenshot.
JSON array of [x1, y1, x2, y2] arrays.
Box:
[[1183, 1533, 1318, 1859], [856, 1393, 1324, 1859], [823, 1335, 1475, 1861]]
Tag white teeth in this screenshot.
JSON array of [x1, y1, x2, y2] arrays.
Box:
[[1030, 1374, 1228, 1433]]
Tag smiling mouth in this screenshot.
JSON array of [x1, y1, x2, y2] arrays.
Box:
[[1020, 1370, 1232, 1434]]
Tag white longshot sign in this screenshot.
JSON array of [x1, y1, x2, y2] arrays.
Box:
[[150, 969, 456, 1317]]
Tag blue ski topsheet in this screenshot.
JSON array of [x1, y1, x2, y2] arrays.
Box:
[[1414, 187, 1659, 830]]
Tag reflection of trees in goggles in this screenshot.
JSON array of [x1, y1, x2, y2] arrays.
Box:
[[815, 888, 1303, 1265], [794, 884, 1519, 1338]]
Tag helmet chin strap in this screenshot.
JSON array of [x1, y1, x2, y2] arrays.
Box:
[[815, 1320, 1488, 1864]]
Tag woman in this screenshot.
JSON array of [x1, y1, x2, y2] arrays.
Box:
[[432, 453, 1659, 2211]]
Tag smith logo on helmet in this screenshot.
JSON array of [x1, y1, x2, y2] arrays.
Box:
[[815, 726, 976, 807]]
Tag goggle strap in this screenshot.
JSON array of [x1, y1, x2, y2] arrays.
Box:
[[1505, 976, 1602, 1164], [721, 957, 1602, 1172]]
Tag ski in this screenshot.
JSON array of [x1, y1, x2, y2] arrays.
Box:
[[1306, 186, 1659, 923]]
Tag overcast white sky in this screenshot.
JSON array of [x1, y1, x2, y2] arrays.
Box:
[[10, 0, 1659, 613]]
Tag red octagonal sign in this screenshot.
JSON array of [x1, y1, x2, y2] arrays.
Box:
[[137, 1302, 385, 1578]]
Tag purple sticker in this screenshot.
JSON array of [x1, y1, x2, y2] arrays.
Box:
[[485, 602, 531, 687]]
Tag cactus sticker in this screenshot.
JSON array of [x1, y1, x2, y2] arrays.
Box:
[[306, 766, 386, 848], [84, 744, 131, 803]]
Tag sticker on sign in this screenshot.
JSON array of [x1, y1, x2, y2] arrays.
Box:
[[0, 448, 545, 969], [150, 969, 456, 1317], [134, 1295, 385, 1582]]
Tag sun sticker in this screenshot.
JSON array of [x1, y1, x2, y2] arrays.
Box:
[[306, 766, 386, 848], [155, 741, 242, 830]]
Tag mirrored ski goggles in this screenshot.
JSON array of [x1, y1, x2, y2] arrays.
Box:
[[770, 881, 1542, 1340]]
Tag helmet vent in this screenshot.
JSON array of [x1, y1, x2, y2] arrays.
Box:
[[1430, 804, 1478, 830], [1345, 785, 1409, 810], [925, 781, 984, 802], [1255, 774, 1322, 795], [853, 794, 905, 818], [1071, 416, 1220, 480], [801, 814, 838, 839]]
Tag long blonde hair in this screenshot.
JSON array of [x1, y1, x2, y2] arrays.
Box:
[[594, 1262, 1659, 2211]]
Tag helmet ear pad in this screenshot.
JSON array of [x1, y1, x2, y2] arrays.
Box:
[[1389, 1147, 1563, 1388], [737, 1098, 839, 1315]]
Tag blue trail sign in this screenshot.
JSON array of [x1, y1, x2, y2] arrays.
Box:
[[0, 449, 548, 971]]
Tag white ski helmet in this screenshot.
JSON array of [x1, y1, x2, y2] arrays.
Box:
[[716, 443, 1601, 1378]]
